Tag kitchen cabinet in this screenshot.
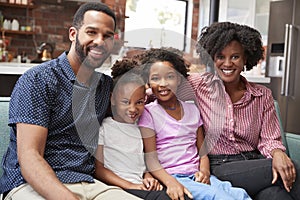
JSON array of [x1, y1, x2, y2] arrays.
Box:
[[0, 2, 36, 35], [218, 0, 271, 45]]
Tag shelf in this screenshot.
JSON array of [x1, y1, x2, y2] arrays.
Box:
[[0, 2, 35, 9], [1, 29, 35, 35]]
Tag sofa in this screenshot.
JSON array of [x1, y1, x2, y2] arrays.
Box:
[[0, 97, 10, 177]]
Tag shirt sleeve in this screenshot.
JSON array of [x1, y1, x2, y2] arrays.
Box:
[[9, 69, 52, 128], [138, 107, 154, 130], [98, 125, 104, 145], [257, 89, 286, 158]]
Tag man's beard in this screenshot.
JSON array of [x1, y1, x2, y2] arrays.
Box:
[[75, 36, 109, 69]]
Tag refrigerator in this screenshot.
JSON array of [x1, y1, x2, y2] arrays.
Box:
[[265, 0, 300, 135]]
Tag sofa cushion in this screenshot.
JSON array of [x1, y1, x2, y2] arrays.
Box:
[[0, 97, 10, 177]]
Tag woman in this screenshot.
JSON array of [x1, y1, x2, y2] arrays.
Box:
[[178, 22, 299, 200]]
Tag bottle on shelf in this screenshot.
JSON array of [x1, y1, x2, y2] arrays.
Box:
[[0, 39, 8, 62], [11, 19, 19, 31], [0, 39, 3, 61], [21, 51, 27, 63], [0, 11, 3, 29]]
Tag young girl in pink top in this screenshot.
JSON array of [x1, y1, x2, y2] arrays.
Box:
[[138, 48, 251, 200]]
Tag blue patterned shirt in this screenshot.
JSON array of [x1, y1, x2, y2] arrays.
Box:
[[0, 52, 112, 193]]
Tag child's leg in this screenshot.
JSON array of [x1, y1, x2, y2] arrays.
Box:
[[172, 174, 236, 200], [210, 175, 252, 200]]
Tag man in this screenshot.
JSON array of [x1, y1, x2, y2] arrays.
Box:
[[0, 2, 141, 200]]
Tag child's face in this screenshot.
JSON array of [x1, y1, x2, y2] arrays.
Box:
[[111, 82, 145, 124], [148, 61, 181, 102]]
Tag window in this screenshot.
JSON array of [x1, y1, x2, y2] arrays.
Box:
[[124, 0, 188, 50]]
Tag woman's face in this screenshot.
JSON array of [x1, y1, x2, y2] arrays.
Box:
[[148, 61, 181, 102], [111, 82, 145, 124], [214, 40, 246, 84]]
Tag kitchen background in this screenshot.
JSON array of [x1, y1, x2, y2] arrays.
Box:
[[0, 0, 300, 164], [0, 0, 201, 62]]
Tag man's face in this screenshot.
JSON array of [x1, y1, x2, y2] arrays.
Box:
[[75, 10, 115, 69]]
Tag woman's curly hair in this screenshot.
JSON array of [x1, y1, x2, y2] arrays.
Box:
[[139, 48, 189, 83], [196, 22, 264, 71]]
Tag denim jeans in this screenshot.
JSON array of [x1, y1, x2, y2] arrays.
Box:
[[209, 152, 300, 200], [125, 188, 192, 200], [172, 174, 251, 200]]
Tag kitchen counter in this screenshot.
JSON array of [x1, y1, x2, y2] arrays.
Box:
[[0, 62, 38, 75], [0, 62, 271, 84], [242, 74, 271, 83], [0, 62, 112, 75]]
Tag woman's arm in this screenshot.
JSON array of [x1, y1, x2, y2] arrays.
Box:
[[94, 145, 146, 190], [17, 123, 79, 200], [258, 89, 295, 191], [195, 126, 210, 184], [140, 127, 193, 200]]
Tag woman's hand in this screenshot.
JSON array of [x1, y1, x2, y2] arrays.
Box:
[[142, 177, 163, 191], [166, 178, 193, 200], [271, 149, 296, 192], [194, 169, 210, 185]]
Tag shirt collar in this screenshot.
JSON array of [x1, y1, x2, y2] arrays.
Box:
[[59, 51, 106, 89], [212, 73, 263, 97], [209, 73, 263, 104], [58, 51, 77, 83], [240, 75, 263, 97]]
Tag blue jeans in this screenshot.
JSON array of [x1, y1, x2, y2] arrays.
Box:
[[172, 174, 252, 200]]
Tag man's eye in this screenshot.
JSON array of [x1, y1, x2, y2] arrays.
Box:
[[105, 35, 114, 40], [87, 31, 96, 35]]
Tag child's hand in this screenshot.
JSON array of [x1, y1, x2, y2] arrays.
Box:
[[128, 183, 149, 190], [166, 179, 193, 200], [142, 178, 163, 191], [194, 169, 210, 184]]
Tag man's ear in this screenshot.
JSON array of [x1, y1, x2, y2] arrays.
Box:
[[69, 27, 77, 42]]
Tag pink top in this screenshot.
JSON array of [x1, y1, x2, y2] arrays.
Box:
[[177, 72, 286, 158], [138, 100, 203, 175]]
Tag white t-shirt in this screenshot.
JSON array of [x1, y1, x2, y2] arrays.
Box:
[[98, 117, 146, 184]]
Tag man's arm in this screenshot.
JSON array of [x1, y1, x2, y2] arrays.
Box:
[[17, 123, 79, 200]]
